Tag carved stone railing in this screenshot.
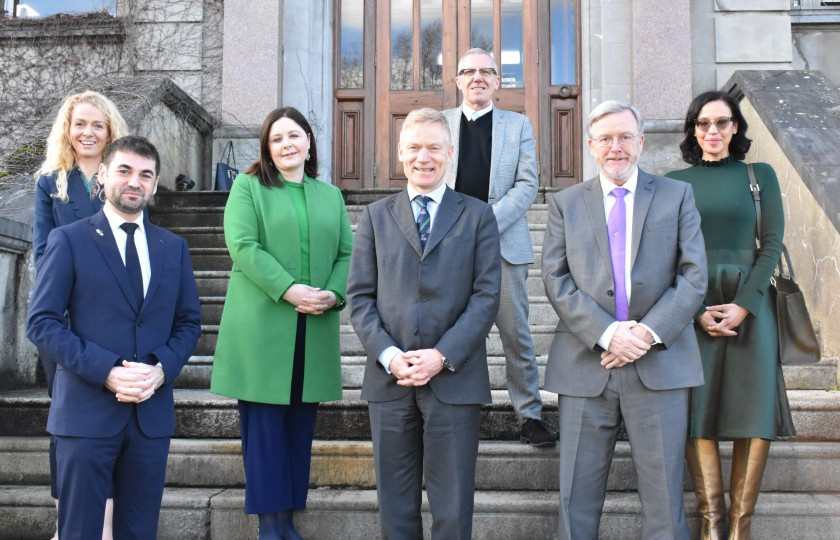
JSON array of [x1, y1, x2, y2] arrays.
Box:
[[725, 70, 840, 356]]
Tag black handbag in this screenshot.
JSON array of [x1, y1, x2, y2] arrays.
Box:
[[748, 163, 820, 365], [215, 141, 239, 191]]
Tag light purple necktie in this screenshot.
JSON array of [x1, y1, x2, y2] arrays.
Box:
[[607, 187, 629, 321]]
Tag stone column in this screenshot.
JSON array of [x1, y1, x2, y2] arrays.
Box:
[[630, 0, 692, 122], [281, 0, 334, 182], [221, 0, 283, 126]]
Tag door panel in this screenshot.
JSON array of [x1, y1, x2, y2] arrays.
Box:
[[334, 0, 581, 190]]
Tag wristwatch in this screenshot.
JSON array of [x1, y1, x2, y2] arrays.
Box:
[[440, 354, 454, 372]]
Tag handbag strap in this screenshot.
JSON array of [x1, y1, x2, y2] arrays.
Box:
[[222, 141, 237, 167], [747, 163, 762, 245], [749, 163, 794, 280]]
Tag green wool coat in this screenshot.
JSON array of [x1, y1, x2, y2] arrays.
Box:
[[210, 173, 353, 404]]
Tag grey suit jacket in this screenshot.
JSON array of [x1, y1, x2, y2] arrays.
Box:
[[541, 170, 707, 396], [347, 187, 501, 405], [442, 107, 538, 265]]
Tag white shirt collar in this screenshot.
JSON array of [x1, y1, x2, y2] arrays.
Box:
[[103, 203, 146, 234], [407, 180, 447, 205], [462, 102, 493, 121], [599, 167, 639, 199]]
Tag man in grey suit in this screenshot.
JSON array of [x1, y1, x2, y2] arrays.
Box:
[[541, 101, 707, 539], [443, 48, 554, 447], [347, 108, 501, 539]]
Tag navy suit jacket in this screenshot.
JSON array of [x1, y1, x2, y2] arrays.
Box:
[[27, 209, 202, 439], [33, 170, 104, 269]]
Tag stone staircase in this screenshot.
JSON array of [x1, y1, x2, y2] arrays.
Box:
[[1, 191, 839, 539]]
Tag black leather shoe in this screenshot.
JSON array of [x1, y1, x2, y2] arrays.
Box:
[[520, 418, 557, 448]]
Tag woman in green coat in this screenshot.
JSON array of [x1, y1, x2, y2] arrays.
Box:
[[210, 107, 353, 540], [667, 91, 794, 540]]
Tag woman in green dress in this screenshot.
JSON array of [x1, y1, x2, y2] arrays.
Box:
[[667, 91, 795, 540], [210, 107, 353, 540]]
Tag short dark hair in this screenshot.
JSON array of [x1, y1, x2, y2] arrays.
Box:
[[103, 135, 161, 176], [246, 107, 319, 188], [679, 90, 751, 165]]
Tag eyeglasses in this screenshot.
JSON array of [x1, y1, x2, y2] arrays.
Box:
[[457, 67, 497, 78], [695, 117, 734, 132], [591, 133, 639, 148]]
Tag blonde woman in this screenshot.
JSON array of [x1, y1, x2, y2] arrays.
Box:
[[34, 91, 129, 266], [33, 90, 128, 540]]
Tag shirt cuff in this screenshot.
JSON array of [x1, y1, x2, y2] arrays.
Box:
[[378, 346, 403, 374], [597, 322, 621, 351], [638, 323, 662, 345]]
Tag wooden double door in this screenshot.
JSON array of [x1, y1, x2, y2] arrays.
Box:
[[333, 0, 580, 190]]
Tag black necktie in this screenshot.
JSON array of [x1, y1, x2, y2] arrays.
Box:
[[120, 222, 144, 308]]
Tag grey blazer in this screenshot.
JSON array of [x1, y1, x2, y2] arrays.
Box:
[[442, 107, 538, 265], [347, 187, 501, 405], [541, 170, 708, 396]]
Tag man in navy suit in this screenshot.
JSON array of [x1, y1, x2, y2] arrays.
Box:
[[27, 135, 202, 540]]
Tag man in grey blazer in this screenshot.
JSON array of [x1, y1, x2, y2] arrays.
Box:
[[347, 108, 501, 539], [442, 48, 554, 447], [541, 101, 707, 539]]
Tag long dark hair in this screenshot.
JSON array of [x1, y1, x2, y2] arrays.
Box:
[[246, 107, 319, 187], [678, 91, 751, 165]]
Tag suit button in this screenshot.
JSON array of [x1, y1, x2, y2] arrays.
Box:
[[137, 319, 144, 327], [414, 330, 419, 336], [607, 290, 614, 297]]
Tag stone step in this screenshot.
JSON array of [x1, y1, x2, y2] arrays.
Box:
[[150, 201, 549, 230], [170, 222, 548, 253], [198, 295, 561, 328], [174, 353, 838, 393], [152, 191, 231, 209], [0, 485, 836, 540], [4, 438, 838, 494], [2, 388, 839, 442], [194, 324, 559, 358], [152, 207, 224, 228], [189, 242, 545, 273], [194, 269, 550, 298]]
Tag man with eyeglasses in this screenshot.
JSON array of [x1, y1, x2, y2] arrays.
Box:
[[442, 48, 555, 448], [541, 100, 707, 539]]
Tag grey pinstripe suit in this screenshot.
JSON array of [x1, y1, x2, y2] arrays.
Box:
[[442, 106, 542, 420]]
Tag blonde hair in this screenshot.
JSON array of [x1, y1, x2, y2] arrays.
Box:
[[36, 91, 129, 202], [400, 108, 452, 147]]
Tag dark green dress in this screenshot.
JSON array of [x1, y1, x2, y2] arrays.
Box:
[[667, 157, 795, 440]]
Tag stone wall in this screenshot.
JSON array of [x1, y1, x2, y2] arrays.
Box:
[[0, 215, 35, 390], [0, 14, 129, 162], [732, 71, 840, 356], [119, 0, 224, 121]]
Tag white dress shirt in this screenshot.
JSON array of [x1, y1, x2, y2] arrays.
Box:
[[377, 181, 448, 372], [103, 204, 151, 297], [461, 102, 493, 122], [595, 169, 661, 350]]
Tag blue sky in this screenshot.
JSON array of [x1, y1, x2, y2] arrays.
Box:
[[7, 1, 115, 16]]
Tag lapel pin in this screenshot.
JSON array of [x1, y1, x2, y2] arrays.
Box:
[[96, 229, 104, 237]]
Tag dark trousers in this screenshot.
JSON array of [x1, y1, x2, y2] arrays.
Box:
[[368, 386, 482, 540], [238, 313, 319, 514], [55, 407, 170, 540]]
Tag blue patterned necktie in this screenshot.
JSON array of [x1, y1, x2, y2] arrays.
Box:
[[415, 195, 431, 251], [120, 222, 144, 309], [607, 187, 629, 321]]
